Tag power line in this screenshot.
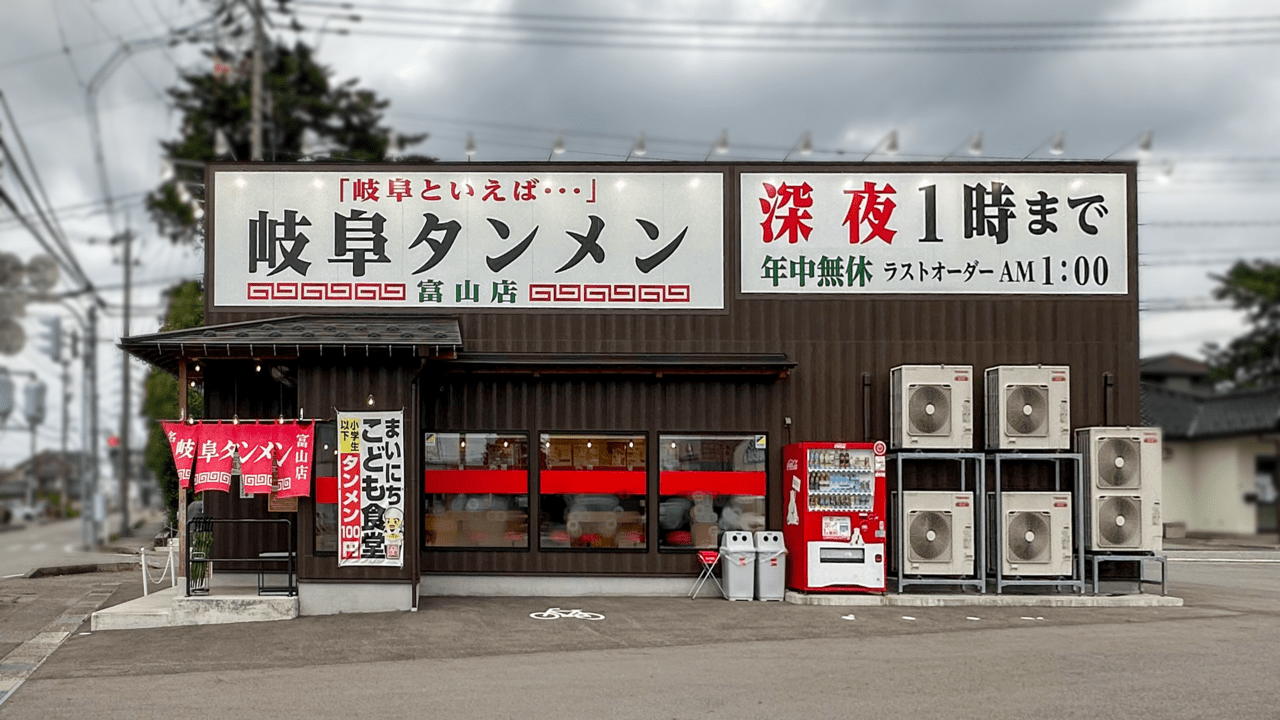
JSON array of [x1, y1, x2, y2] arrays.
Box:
[[298, 5, 1280, 43], [317, 23, 1280, 54], [293, 2, 1280, 32]]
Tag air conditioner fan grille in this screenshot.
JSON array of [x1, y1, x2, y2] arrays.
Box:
[[1006, 510, 1051, 562], [908, 510, 953, 562]]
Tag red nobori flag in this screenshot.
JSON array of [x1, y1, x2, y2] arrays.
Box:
[[275, 421, 315, 499], [239, 423, 279, 495], [193, 422, 240, 493], [161, 421, 200, 489]]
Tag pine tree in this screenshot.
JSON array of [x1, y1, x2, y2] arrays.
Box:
[[147, 37, 428, 244]]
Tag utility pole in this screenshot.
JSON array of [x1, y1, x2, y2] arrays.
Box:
[[118, 230, 132, 537], [83, 305, 100, 548], [250, 0, 264, 161], [108, 230, 134, 538], [60, 352, 70, 517]]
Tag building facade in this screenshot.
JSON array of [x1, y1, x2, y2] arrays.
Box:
[[124, 161, 1141, 613]]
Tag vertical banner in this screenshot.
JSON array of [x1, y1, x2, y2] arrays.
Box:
[[338, 411, 405, 567], [161, 421, 200, 489], [193, 423, 239, 493], [275, 421, 315, 499]]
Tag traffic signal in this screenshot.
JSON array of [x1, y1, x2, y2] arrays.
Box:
[[23, 380, 46, 428], [0, 371, 12, 425], [38, 316, 61, 362]]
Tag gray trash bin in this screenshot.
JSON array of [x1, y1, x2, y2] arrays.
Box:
[[754, 531, 787, 601], [720, 531, 756, 601]]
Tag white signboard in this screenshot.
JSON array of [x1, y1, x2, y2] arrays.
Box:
[[338, 411, 405, 567], [212, 171, 724, 309], [740, 172, 1128, 294]]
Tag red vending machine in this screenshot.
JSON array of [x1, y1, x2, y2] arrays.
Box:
[[782, 441, 887, 593]]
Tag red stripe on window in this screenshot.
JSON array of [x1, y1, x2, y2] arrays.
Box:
[[659, 471, 766, 496], [316, 476, 338, 504], [423, 469, 529, 494], [539, 469, 646, 495]]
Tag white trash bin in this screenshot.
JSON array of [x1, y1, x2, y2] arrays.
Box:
[[720, 531, 756, 601], [753, 531, 787, 601]]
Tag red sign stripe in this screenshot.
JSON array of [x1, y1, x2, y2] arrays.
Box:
[[659, 471, 766, 496], [539, 469, 646, 495], [423, 469, 529, 494]]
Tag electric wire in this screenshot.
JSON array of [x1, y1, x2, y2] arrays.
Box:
[[316, 24, 1280, 54], [291, 1, 1280, 32]]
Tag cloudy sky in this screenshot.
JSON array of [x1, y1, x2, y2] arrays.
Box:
[[1, 0, 1278, 473]]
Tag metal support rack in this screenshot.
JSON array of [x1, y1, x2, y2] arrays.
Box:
[[891, 451, 987, 594], [990, 452, 1085, 595], [1086, 552, 1167, 596]]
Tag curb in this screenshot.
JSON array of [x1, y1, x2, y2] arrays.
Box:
[[785, 590, 1183, 607], [24, 561, 138, 579]]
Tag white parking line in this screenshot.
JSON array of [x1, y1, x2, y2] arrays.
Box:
[[29, 543, 47, 552]]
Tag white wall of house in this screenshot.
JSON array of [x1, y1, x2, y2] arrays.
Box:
[[1163, 437, 1275, 534]]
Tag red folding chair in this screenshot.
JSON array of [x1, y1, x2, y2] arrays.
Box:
[[688, 550, 725, 599]]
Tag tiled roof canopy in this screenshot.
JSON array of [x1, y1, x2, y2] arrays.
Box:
[[119, 315, 462, 375]]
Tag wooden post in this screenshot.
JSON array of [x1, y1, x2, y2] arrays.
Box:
[[177, 358, 188, 579]]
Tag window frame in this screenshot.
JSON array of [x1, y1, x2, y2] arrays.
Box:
[[656, 432, 769, 553], [536, 430, 650, 553], [422, 430, 533, 552]]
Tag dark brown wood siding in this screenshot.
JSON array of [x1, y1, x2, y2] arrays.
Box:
[[293, 360, 421, 583]]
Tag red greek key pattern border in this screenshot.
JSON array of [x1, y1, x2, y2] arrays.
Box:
[[528, 284, 690, 303], [246, 282, 407, 301]]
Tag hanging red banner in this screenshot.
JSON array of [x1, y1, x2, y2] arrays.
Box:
[[275, 421, 315, 499], [193, 422, 238, 493], [161, 421, 200, 489], [238, 423, 279, 495]]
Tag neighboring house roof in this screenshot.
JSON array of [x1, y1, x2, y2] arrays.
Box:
[[1140, 352, 1211, 378], [1142, 381, 1280, 440]]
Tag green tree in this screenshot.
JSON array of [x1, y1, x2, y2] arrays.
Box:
[[141, 280, 205, 527], [1205, 260, 1280, 388], [148, 37, 428, 244]]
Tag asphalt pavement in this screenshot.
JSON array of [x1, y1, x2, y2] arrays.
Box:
[[0, 548, 1277, 719], [0, 513, 162, 578]]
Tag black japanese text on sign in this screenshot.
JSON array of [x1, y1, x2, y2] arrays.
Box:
[[214, 172, 725, 309]]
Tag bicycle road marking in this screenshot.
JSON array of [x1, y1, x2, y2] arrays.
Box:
[[529, 607, 605, 620], [0, 582, 119, 709]]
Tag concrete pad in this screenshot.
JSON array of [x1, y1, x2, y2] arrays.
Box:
[[173, 590, 297, 626], [90, 586, 298, 631], [785, 590, 1183, 607], [90, 587, 176, 631]]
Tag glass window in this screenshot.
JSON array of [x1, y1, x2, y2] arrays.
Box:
[[315, 504, 338, 554], [424, 432, 529, 548], [314, 421, 338, 554], [539, 434, 646, 550], [658, 434, 767, 550]]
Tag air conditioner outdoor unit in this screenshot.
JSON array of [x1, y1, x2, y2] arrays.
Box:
[[890, 365, 973, 450], [1001, 492, 1073, 577], [1078, 426, 1163, 553], [985, 365, 1071, 450], [903, 491, 975, 576]]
